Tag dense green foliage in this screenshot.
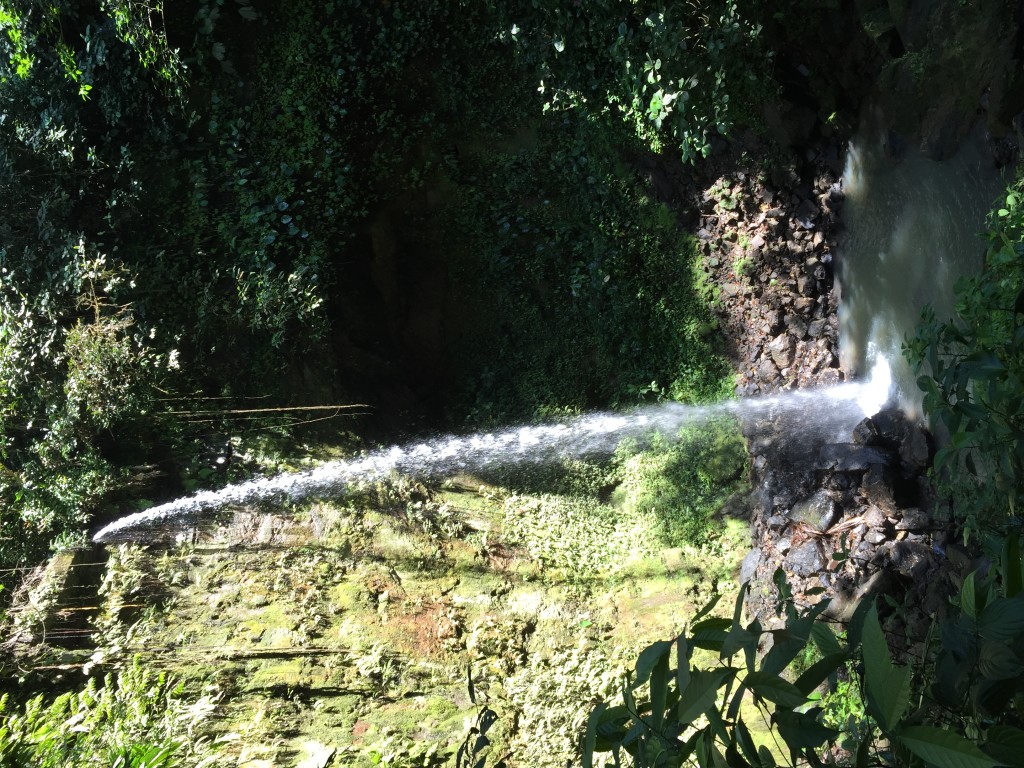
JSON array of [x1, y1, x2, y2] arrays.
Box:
[[445, 115, 732, 423], [585, 550, 1024, 768], [907, 179, 1024, 539], [491, 0, 770, 161], [0, 0, 759, 577], [0, 659, 216, 767]]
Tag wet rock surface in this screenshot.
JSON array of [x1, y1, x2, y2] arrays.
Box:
[[742, 408, 958, 630], [692, 144, 846, 396]]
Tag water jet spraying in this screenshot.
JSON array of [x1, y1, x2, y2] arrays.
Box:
[[92, 363, 893, 543]]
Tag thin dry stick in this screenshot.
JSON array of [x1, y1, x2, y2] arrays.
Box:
[[162, 404, 371, 417]]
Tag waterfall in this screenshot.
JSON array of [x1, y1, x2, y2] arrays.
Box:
[[94, 124, 1009, 545], [92, 363, 892, 543], [837, 124, 1005, 416]]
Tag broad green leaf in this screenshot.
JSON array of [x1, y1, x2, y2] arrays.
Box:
[[977, 639, 1024, 680], [898, 726, 999, 768], [692, 593, 723, 624], [678, 669, 733, 725], [862, 604, 911, 731], [735, 719, 760, 768], [650, 645, 670, 729], [984, 725, 1024, 768], [707, 706, 731, 744], [846, 597, 873, 650], [978, 597, 1024, 642], [727, 679, 749, 723], [746, 670, 806, 710], [758, 745, 777, 768], [726, 743, 753, 768], [633, 640, 672, 689], [795, 652, 848, 696], [691, 617, 732, 651], [962, 572, 978, 620], [810, 622, 843, 657], [773, 708, 837, 751], [762, 608, 824, 677], [677, 634, 691, 696], [722, 584, 753, 659], [856, 734, 871, 768]]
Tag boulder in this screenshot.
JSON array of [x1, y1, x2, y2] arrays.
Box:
[[900, 423, 931, 469], [791, 490, 837, 532], [786, 540, 825, 577], [767, 334, 795, 368], [851, 417, 879, 445], [895, 508, 931, 532], [816, 443, 895, 472], [740, 549, 762, 584]]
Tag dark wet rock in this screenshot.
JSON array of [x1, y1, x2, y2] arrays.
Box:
[[791, 490, 837, 532], [794, 199, 819, 229], [895, 508, 931, 532], [807, 319, 826, 338], [816, 444, 895, 472], [863, 505, 887, 529], [892, 541, 933, 580], [786, 316, 809, 339], [786, 540, 824, 576], [900, 423, 931, 469], [861, 463, 896, 511], [852, 417, 879, 445], [740, 549, 762, 584], [864, 530, 887, 545]]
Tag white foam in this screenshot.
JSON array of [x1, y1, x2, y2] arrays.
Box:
[[92, 373, 892, 544]]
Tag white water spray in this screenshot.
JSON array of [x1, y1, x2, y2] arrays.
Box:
[[92, 363, 892, 543], [838, 124, 1004, 416]]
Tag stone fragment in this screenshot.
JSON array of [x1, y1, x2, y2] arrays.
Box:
[[791, 490, 837, 532], [816, 444, 895, 472], [740, 549, 762, 584], [900, 423, 931, 469], [892, 541, 932, 580], [786, 316, 808, 339], [758, 357, 779, 381], [895, 508, 931, 531], [863, 505, 887, 529], [864, 530, 887, 545], [767, 333, 795, 368], [861, 464, 896, 511], [807, 319, 826, 338], [852, 417, 879, 445], [794, 199, 819, 229], [786, 540, 824, 576]]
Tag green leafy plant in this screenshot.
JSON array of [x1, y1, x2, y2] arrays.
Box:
[[494, 0, 771, 161], [0, 658, 219, 768], [585, 555, 1024, 768], [907, 179, 1024, 538]]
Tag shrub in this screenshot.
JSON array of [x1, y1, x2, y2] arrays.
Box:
[[906, 178, 1024, 538], [0, 658, 220, 768]]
